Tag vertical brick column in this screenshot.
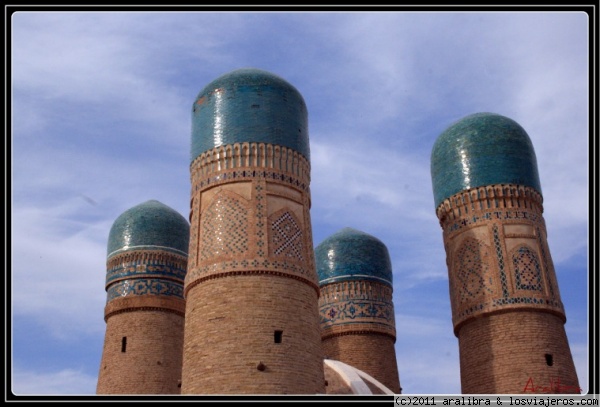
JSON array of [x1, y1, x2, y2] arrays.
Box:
[[320, 281, 400, 393], [97, 201, 189, 394], [431, 113, 580, 394], [436, 186, 579, 393], [182, 144, 324, 394], [316, 228, 401, 394]]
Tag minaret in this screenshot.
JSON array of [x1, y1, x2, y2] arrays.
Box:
[[315, 227, 401, 394], [430, 112, 580, 394], [181, 68, 325, 394], [97, 200, 189, 394]]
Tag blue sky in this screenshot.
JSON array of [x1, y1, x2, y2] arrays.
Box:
[[9, 8, 592, 396]]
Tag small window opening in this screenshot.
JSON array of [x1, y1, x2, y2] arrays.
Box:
[[121, 337, 127, 353], [274, 330, 283, 343], [545, 353, 553, 366]]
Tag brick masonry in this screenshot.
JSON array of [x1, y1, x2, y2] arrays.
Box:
[[458, 310, 579, 394], [181, 142, 325, 394], [96, 308, 185, 394], [322, 332, 401, 394], [319, 280, 400, 393], [436, 184, 580, 394], [97, 248, 187, 394], [181, 274, 324, 394]]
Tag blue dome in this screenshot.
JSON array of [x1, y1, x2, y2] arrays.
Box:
[[315, 228, 393, 286], [431, 112, 542, 208], [191, 68, 310, 164], [107, 200, 190, 258]]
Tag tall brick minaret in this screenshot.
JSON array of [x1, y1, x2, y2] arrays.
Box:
[[181, 68, 325, 394], [430, 112, 580, 394], [97, 200, 189, 394], [315, 227, 401, 394]]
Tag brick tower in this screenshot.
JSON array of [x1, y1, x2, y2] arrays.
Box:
[[181, 68, 325, 394], [97, 200, 190, 394], [315, 227, 401, 394], [430, 112, 580, 394]]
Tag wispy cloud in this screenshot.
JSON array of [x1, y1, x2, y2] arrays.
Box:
[[9, 10, 590, 396], [12, 366, 97, 395]]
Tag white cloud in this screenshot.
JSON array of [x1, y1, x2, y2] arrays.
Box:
[[11, 203, 109, 339], [9, 9, 590, 397], [11, 366, 97, 395]]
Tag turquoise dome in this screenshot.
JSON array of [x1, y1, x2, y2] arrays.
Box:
[[107, 200, 190, 258], [191, 68, 310, 163], [315, 228, 393, 286], [431, 112, 542, 208]]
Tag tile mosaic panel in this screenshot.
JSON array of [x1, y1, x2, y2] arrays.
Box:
[[512, 245, 543, 291], [454, 238, 493, 302], [106, 252, 187, 285], [106, 278, 184, 301], [319, 299, 395, 327], [199, 193, 249, 260], [269, 211, 304, 261]]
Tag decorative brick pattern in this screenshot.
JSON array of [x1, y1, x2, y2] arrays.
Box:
[[319, 281, 395, 336], [269, 210, 304, 261], [104, 249, 188, 303], [107, 279, 184, 301], [439, 185, 566, 332], [493, 225, 510, 298], [200, 194, 249, 261], [436, 184, 578, 393], [190, 142, 311, 195], [183, 141, 324, 394], [106, 250, 187, 285], [454, 238, 493, 302], [318, 279, 399, 393], [512, 245, 543, 291]]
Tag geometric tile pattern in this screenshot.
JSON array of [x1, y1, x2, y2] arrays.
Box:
[[319, 299, 394, 325], [193, 168, 309, 195], [454, 238, 493, 302], [512, 245, 543, 291], [319, 280, 396, 334], [255, 182, 266, 258], [269, 211, 303, 261], [184, 258, 313, 284], [493, 225, 510, 298], [444, 208, 542, 236], [106, 278, 184, 301], [438, 187, 568, 327], [200, 194, 248, 260], [106, 251, 187, 285]]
